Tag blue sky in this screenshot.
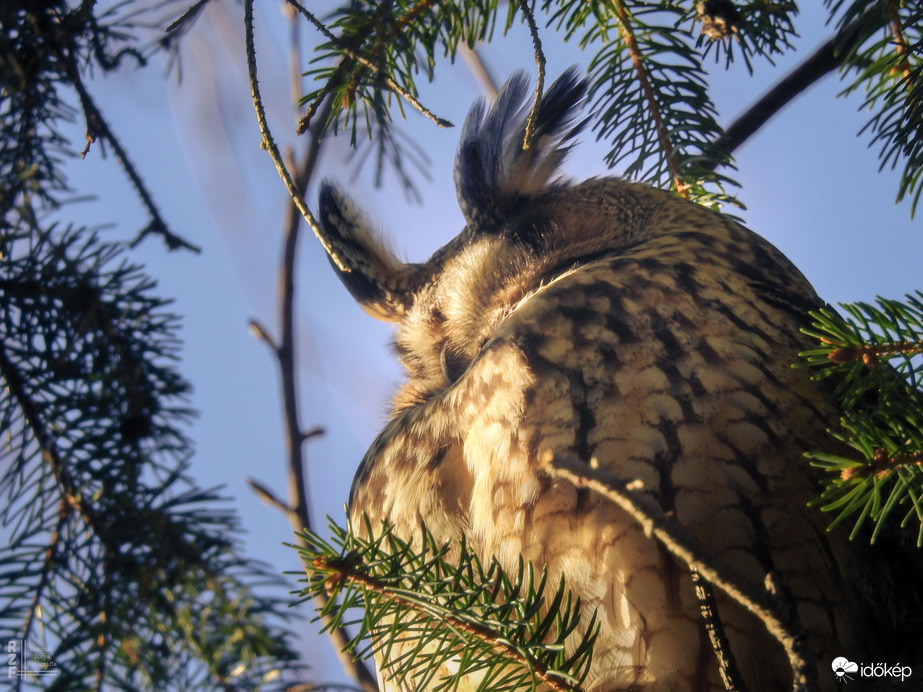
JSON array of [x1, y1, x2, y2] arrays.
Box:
[[65, 1, 922, 686]]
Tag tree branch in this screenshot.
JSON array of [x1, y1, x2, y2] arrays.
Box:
[[285, 0, 452, 135], [545, 452, 815, 692], [611, 1, 686, 195], [250, 123, 379, 692], [0, 341, 91, 646], [459, 44, 498, 98], [710, 20, 867, 165], [244, 0, 351, 272], [320, 556, 582, 692], [63, 53, 201, 253], [245, 3, 377, 688]]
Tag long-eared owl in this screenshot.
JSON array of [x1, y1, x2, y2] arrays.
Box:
[[316, 69, 918, 691]]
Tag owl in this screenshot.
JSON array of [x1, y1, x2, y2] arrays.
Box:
[[317, 69, 918, 691]]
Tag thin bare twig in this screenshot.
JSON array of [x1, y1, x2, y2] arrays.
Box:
[[245, 2, 377, 688], [247, 477, 292, 515], [278, 142, 312, 534], [278, 142, 379, 689], [518, 0, 545, 151], [250, 129, 379, 692], [63, 54, 201, 253], [690, 568, 748, 692], [243, 0, 349, 272], [248, 319, 278, 350], [546, 452, 815, 692]]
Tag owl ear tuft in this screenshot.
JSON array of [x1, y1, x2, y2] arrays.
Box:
[[454, 67, 588, 231], [318, 183, 422, 322]]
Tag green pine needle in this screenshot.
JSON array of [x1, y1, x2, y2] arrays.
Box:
[[800, 292, 923, 545], [829, 1, 923, 215], [294, 517, 599, 692]]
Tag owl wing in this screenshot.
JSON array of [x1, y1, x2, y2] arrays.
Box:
[[450, 241, 853, 691]]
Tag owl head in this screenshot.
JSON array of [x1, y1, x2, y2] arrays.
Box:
[[318, 70, 651, 410]]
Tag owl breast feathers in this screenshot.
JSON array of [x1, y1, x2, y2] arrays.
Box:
[[317, 70, 919, 691]]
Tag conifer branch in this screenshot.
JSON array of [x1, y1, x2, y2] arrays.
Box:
[[826, 340, 922, 367], [801, 292, 923, 545], [610, 1, 686, 195], [285, 0, 452, 136], [288, 0, 451, 136], [0, 341, 89, 527], [2, 2, 305, 686], [1, 224, 299, 686], [800, 292, 923, 405], [256, 1, 923, 211], [297, 520, 598, 692], [833, 3, 923, 213], [843, 448, 923, 481], [290, 0, 390, 135], [321, 559, 579, 692]]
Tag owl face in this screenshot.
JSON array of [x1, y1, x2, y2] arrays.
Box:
[[318, 70, 658, 411]]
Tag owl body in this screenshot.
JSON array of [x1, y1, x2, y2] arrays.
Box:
[[317, 71, 911, 691]]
